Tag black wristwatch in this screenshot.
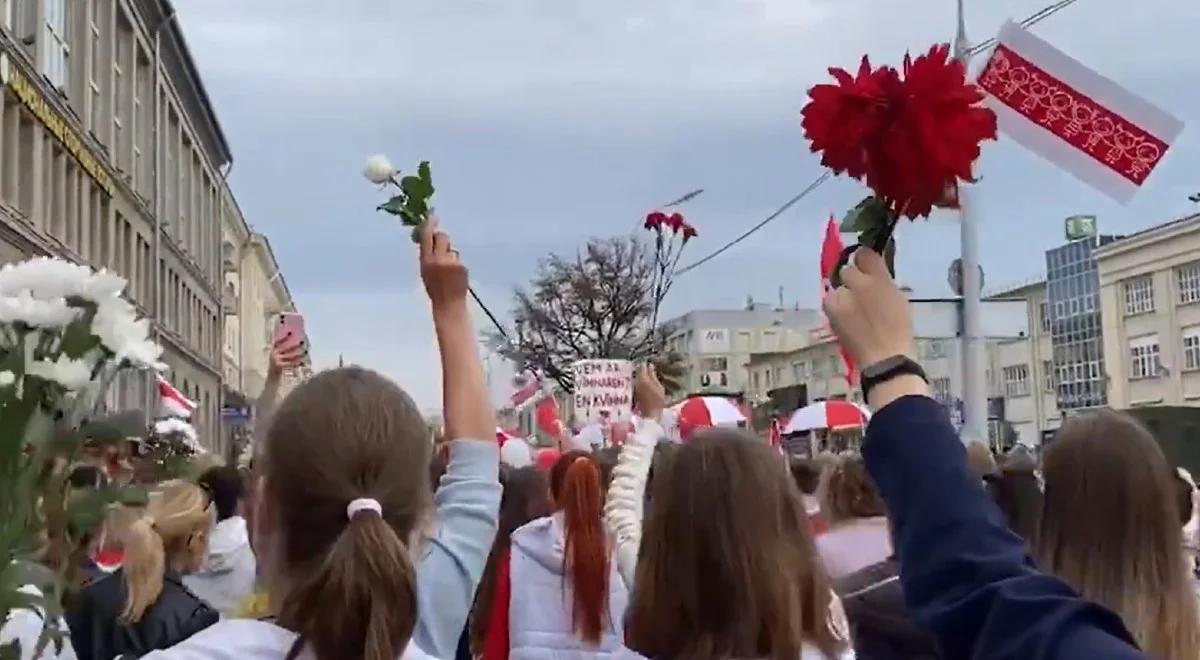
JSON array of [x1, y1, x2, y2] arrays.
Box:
[[860, 355, 927, 401]]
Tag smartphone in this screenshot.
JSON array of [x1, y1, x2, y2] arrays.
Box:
[[274, 312, 306, 352]]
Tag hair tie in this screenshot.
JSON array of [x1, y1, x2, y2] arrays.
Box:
[[346, 498, 382, 520]]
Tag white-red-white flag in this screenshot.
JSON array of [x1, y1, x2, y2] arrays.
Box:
[[977, 21, 1184, 204], [156, 375, 196, 419]]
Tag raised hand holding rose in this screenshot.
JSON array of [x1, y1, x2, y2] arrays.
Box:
[[367, 156, 436, 242], [419, 217, 469, 309]]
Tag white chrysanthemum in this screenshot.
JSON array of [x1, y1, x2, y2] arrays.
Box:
[[0, 370, 14, 387], [362, 154, 397, 185], [0, 257, 129, 306], [26, 354, 93, 391], [91, 298, 164, 370], [154, 417, 202, 453], [0, 292, 80, 327]]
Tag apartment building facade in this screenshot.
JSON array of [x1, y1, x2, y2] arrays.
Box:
[[0, 0, 265, 452], [661, 304, 822, 400], [985, 280, 1062, 446], [1094, 214, 1200, 408]]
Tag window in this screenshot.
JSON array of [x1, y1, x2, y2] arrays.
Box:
[[1178, 263, 1200, 305], [88, 0, 104, 135], [930, 378, 952, 403], [1039, 301, 1051, 333], [1129, 334, 1160, 379], [922, 340, 946, 360], [1184, 327, 1200, 371], [42, 0, 69, 90], [1043, 360, 1054, 392], [792, 361, 807, 382], [699, 357, 727, 372], [1003, 365, 1030, 397], [764, 368, 773, 388], [828, 355, 840, 375], [1123, 276, 1155, 315]]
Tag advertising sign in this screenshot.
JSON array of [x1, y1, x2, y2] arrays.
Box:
[[571, 359, 634, 425]]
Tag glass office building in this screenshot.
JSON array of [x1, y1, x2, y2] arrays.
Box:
[[1045, 236, 1119, 410]]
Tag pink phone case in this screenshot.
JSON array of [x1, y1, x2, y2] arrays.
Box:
[[274, 313, 305, 350]]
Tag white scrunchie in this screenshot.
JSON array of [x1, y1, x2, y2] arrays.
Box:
[[346, 498, 382, 520]]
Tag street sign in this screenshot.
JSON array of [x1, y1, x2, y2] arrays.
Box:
[[947, 259, 985, 297], [221, 406, 252, 423]]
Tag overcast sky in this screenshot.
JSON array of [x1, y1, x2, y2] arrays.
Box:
[[172, 0, 1199, 412]]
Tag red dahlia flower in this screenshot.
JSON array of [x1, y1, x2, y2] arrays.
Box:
[[802, 44, 997, 218], [801, 56, 902, 179]]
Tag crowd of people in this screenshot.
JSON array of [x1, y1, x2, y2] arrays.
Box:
[[3, 220, 1199, 659]]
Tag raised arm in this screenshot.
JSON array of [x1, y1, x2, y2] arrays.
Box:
[[604, 364, 665, 589], [411, 219, 502, 658], [825, 249, 1144, 660], [252, 335, 304, 466]]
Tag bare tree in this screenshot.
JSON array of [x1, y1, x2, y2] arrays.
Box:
[[493, 236, 684, 393]]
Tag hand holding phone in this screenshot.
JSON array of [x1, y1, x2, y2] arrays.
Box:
[[270, 313, 306, 375]]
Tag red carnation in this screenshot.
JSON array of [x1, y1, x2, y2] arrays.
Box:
[[666, 212, 685, 232], [801, 56, 901, 179], [681, 223, 698, 241], [644, 211, 666, 230], [801, 45, 996, 219]]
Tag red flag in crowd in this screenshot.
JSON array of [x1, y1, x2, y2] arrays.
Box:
[[509, 371, 541, 408], [768, 417, 782, 448], [819, 217, 858, 385], [156, 375, 196, 418], [977, 21, 1183, 204]]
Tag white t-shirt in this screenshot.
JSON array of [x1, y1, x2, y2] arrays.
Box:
[[141, 619, 435, 660]]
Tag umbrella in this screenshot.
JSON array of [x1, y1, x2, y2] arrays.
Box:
[[783, 400, 870, 433], [675, 396, 747, 433]]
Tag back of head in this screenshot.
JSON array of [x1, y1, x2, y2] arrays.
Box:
[[122, 481, 212, 623], [548, 451, 609, 644], [821, 454, 886, 524], [197, 466, 244, 522], [1038, 409, 1200, 658], [964, 441, 999, 479], [789, 457, 823, 496], [264, 367, 431, 660], [989, 468, 1042, 547], [471, 466, 552, 653], [627, 430, 842, 660]]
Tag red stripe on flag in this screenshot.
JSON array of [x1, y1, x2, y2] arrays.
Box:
[[819, 217, 857, 385], [978, 44, 1170, 187]]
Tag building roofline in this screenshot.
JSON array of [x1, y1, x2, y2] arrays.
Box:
[[249, 233, 296, 312], [158, 0, 233, 165], [1093, 212, 1200, 260], [984, 276, 1046, 299]]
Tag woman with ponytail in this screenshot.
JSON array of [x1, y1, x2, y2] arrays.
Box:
[[145, 220, 502, 660], [71, 482, 217, 659], [502, 451, 627, 658]]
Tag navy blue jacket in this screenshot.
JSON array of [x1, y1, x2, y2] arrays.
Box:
[[862, 396, 1145, 659]]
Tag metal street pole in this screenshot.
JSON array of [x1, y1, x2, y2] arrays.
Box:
[[955, 0, 989, 444]]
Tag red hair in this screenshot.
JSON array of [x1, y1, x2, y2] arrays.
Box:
[[549, 451, 609, 645]]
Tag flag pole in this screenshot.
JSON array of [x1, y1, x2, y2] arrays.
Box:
[[955, 0, 989, 445]]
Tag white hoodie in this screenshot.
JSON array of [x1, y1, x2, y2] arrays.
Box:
[[141, 618, 436, 659], [183, 517, 257, 616]]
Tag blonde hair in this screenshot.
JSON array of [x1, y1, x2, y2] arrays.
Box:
[[1039, 410, 1200, 659], [120, 482, 212, 623]]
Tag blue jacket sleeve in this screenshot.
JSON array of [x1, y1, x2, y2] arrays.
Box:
[[862, 395, 1146, 660], [412, 439, 502, 659]]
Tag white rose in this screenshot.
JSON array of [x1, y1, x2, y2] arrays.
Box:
[[362, 154, 397, 185], [0, 371, 14, 387]]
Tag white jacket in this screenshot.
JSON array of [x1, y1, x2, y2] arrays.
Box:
[[183, 516, 258, 616], [0, 585, 77, 660], [509, 514, 628, 659], [140, 618, 435, 659]]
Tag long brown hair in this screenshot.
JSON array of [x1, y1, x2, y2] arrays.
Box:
[[821, 453, 886, 524], [121, 482, 212, 623], [470, 466, 551, 653], [263, 367, 432, 660], [626, 430, 845, 660], [1038, 409, 1200, 659], [549, 451, 609, 644]]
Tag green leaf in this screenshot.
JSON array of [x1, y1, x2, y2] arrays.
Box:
[[417, 161, 434, 191], [2, 560, 57, 592], [79, 409, 146, 445], [400, 175, 433, 203], [0, 639, 21, 660], [840, 196, 889, 232], [377, 195, 408, 217]]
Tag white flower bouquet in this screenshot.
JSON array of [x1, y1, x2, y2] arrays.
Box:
[[0, 257, 163, 659]]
